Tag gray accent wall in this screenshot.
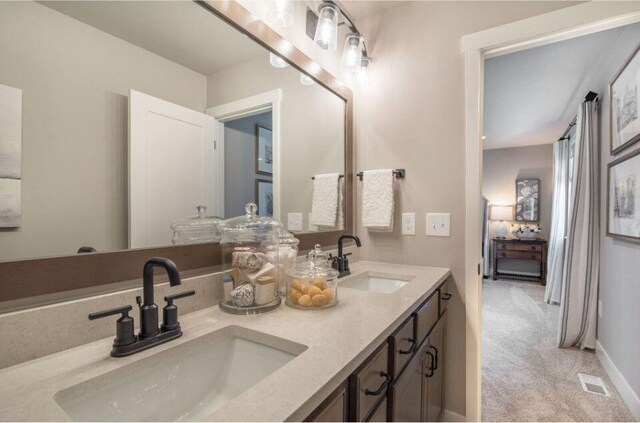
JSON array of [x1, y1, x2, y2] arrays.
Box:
[[224, 112, 272, 218]]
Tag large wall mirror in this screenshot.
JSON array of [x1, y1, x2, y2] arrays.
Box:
[[0, 0, 352, 305]]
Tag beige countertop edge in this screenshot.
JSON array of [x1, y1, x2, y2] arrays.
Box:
[[0, 261, 451, 422]]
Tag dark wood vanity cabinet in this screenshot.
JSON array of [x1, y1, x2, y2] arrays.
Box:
[[306, 277, 451, 423]]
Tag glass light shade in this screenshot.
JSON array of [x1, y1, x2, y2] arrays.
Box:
[[356, 57, 373, 87], [490, 205, 514, 221], [300, 73, 315, 86], [267, 0, 294, 28], [341, 34, 363, 70], [314, 4, 338, 52], [269, 52, 289, 68]]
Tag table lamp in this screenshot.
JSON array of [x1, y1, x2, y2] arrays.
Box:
[[490, 205, 513, 239]]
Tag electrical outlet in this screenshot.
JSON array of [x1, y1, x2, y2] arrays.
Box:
[[287, 213, 303, 231], [598, 300, 603, 318], [426, 213, 451, 237], [402, 213, 416, 235]]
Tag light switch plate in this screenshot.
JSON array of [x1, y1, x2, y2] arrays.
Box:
[[288, 213, 303, 231], [426, 213, 451, 237], [308, 213, 318, 232], [402, 213, 416, 235]]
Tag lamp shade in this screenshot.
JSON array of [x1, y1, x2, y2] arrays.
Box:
[[490, 205, 513, 221]]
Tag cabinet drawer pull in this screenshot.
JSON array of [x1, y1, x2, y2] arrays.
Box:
[[364, 372, 391, 396], [399, 339, 415, 355], [425, 352, 435, 377], [441, 293, 452, 301], [430, 345, 439, 370]]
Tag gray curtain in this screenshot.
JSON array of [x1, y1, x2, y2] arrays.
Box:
[[557, 99, 600, 349], [545, 139, 569, 304]]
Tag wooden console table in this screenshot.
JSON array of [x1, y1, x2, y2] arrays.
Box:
[[492, 238, 548, 285]]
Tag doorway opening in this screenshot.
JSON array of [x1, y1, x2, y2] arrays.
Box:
[[467, 11, 640, 421]]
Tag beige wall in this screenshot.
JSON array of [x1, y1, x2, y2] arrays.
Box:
[[206, 56, 345, 230], [483, 144, 554, 240], [0, 1, 207, 261], [354, 1, 575, 416]]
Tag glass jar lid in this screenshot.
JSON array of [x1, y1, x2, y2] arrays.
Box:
[[279, 230, 300, 247], [287, 244, 339, 280], [219, 203, 284, 242], [170, 205, 222, 232]]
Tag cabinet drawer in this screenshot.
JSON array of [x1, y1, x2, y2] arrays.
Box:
[[366, 398, 387, 422], [350, 342, 390, 421], [439, 280, 451, 316], [497, 243, 542, 252], [390, 316, 416, 379], [496, 250, 542, 260], [414, 295, 438, 346]]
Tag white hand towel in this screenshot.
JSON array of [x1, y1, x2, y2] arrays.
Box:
[[318, 178, 344, 230], [311, 173, 340, 227], [362, 169, 394, 232]]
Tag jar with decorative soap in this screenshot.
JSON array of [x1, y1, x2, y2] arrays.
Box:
[[218, 203, 283, 315], [286, 244, 339, 310]]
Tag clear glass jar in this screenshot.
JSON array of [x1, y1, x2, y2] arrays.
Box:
[[286, 244, 339, 310], [218, 203, 283, 314], [277, 231, 300, 295], [170, 205, 222, 245]]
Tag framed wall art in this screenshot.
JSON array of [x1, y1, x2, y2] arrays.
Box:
[[255, 124, 273, 176], [607, 148, 640, 241], [515, 179, 539, 222], [255, 179, 273, 217], [610, 41, 640, 155]]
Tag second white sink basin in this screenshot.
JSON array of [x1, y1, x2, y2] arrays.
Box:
[[341, 271, 413, 294], [54, 326, 306, 421]]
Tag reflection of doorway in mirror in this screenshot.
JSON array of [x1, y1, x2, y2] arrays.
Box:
[[224, 112, 273, 217], [206, 89, 282, 220]]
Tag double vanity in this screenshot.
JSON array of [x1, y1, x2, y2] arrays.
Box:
[[0, 261, 451, 422]]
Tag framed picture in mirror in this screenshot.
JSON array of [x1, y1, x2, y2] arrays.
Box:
[[607, 148, 640, 241], [515, 178, 539, 222], [610, 41, 640, 155], [255, 179, 273, 217], [256, 124, 273, 176]]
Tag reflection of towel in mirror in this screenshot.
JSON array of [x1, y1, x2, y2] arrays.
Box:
[[362, 169, 394, 232], [317, 178, 344, 231], [311, 173, 340, 227]]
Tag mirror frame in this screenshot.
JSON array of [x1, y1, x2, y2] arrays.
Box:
[[0, 0, 354, 304]]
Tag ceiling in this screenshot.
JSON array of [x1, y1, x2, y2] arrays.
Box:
[[41, 1, 266, 76], [483, 25, 632, 150], [340, 1, 401, 21]]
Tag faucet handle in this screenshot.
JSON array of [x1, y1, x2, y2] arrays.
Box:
[[161, 290, 195, 332], [88, 305, 136, 347]]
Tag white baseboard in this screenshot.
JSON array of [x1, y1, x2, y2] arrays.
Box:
[[596, 341, 640, 420], [442, 409, 466, 422]]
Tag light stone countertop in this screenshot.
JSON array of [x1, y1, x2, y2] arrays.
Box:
[[0, 261, 450, 422]]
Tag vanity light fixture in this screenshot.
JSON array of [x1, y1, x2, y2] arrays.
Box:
[[300, 73, 316, 86], [356, 56, 373, 87], [267, 0, 294, 28], [341, 33, 364, 71], [269, 52, 289, 68], [314, 3, 339, 52]]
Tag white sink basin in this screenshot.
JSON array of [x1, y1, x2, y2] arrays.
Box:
[[54, 326, 306, 421], [340, 272, 413, 294]]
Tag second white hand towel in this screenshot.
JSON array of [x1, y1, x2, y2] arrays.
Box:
[[362, 169, 394, 231], [311, 173, 340, 227]]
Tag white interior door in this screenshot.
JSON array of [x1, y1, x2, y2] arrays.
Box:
[[129, 90, 218, 248]]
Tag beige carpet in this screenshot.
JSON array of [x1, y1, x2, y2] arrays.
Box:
[[482, 279, 634, 422]]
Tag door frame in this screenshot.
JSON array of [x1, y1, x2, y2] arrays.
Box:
[[462, 3, 640, 420], [206, 89, 282, 219]]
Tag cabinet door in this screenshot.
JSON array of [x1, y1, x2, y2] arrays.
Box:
[[307, 383, 348, 422], [425, 311, 446, 422], [389, 345, 424, 422]]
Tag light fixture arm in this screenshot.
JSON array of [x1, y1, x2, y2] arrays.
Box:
[[321, 0, 369, 58]]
